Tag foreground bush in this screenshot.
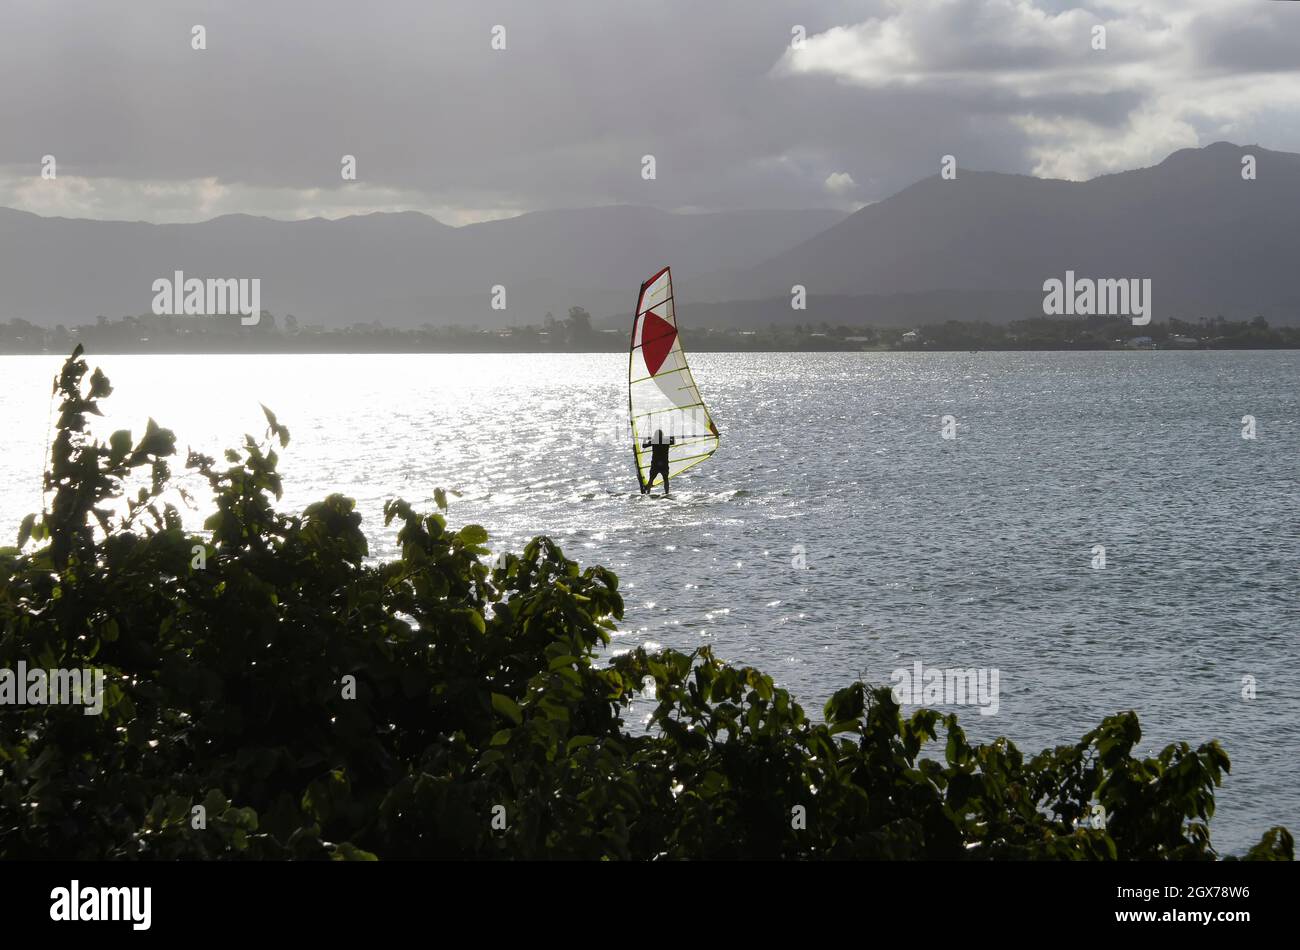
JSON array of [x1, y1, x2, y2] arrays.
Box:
[[0, 348, 1291, 860]]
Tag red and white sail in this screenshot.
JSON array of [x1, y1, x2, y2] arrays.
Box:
[[628, 266, 720, 488]]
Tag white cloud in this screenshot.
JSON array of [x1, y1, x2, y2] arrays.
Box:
[[824, 172, 857, 195], [1013, 107, 1199, 180], [774, 0, 1300, 180], [775, 0, 1163, 92], [0, 169, 521, 225]]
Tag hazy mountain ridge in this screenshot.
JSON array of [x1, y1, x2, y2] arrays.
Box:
[[0, 205, 845, 328], [694, 142, 1300, 325], [3, 142, 1298, 330]]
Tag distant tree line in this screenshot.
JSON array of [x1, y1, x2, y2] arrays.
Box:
[[1, 311, 1297, 354], [898, 314, 1300, 350]]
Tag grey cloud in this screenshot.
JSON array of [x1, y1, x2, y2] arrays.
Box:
[[1187, 4, 1300, 73], [2, 0, 1298, 221]]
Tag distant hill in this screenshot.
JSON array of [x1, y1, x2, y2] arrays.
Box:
[[686, 142, 1300, 325], [5, 142, 1299, 331], [0, 205, 845, 328], [600, 289, 1048, 330]]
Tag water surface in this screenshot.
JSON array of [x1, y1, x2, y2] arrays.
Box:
[[2, 351, 1296, 853]]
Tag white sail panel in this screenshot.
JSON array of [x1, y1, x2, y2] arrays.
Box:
[[628, 266, 719, 488]]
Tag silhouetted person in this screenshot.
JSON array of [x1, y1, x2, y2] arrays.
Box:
[[642, 429, 675, 495]]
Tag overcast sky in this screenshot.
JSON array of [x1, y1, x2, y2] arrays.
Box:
[[1, 0, 1298, 224]]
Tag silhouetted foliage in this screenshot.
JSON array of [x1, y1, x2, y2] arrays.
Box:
[[0, 348, 1292, 859]]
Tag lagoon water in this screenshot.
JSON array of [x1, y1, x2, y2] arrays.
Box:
[[2, 350, 1297, 853]]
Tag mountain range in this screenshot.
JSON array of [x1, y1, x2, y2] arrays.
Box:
[[691, 141, 1299, 327], [2, 142, 1296, 330]]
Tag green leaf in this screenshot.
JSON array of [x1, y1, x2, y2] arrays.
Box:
[[330, 842, 378, 861], [566, 735, 597, 750], [16, 513, 35, 549], [491, 692, 523, 725], [109, 429, 133, 459], [458, 524, 489, 545], [261, 403, 291, 447]]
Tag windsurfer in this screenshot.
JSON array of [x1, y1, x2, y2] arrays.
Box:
[[641, 429, 675, 495]]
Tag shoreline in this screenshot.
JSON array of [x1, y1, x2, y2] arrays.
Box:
[[4, 344, 1300, 356]]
